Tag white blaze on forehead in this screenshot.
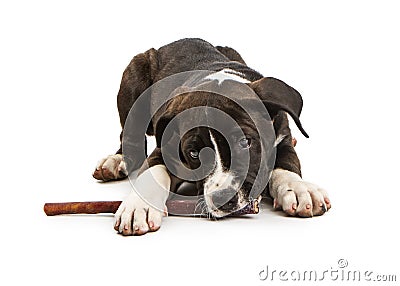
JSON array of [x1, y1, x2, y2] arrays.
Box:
[[204, 68, 250, 85]]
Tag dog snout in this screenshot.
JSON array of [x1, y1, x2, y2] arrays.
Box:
[[211, 188, 238, 209]]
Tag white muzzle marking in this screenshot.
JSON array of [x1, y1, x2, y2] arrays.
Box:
[[203, 132, 245, 217]]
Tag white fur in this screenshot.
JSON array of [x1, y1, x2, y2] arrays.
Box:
[[203, 132, 245, 217], [94, 154, 127, 179], [269, 168, 329, 216], [274, 134, 287, 147], [204, 68, 250, 85], [114, 165, 170, 235]]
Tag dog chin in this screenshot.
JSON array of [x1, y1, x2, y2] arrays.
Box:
[[206, 199, 249, 219], [208, 209, 229, 219]]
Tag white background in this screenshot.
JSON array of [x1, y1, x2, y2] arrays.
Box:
[[1, 1, 399, 285]]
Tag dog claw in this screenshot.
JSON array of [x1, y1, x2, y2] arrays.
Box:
[[284, 208, 296, 216], [93, 154, 127, 181], [324, 198, 331, 210]]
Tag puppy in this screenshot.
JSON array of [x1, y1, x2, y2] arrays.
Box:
[[93, 38, 330, 235]]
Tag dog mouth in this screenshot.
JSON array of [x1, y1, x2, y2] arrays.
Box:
[[202, 189, 250, 218]]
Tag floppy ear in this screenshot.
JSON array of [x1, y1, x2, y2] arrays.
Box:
[[155, 93, 190, 148], [248, 77, 309, 138], [155, 113, 177, 148]]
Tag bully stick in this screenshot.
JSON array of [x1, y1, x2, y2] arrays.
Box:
[[43, 199, 259, 217], [43, 138, 295, 218]]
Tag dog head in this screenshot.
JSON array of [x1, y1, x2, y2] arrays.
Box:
[[155, 76, 307, 217]]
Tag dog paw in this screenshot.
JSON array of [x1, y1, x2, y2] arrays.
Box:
[[93, 154, 127, 181], [114, 192, 166, 236], [269, 168, 331, 217]]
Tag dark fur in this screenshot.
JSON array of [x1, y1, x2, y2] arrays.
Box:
[[115, 38, 306, 202]]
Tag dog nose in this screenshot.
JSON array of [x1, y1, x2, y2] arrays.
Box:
[[211, 188, 238, 209]]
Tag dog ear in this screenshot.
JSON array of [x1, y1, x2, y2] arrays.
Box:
[[155, 112, 177, 148], [155, 93, 189, 148], [248, 77, 309, 138]]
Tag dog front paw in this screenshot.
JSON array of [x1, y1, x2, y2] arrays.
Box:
[[269, 169, 331, 217], [93, 154, 127, 181], [114, 192, 166, 236]]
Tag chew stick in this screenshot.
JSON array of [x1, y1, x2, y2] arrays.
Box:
[[44, 136, 294, 218], [43, 199, 259, 217], [44, 201, 122, 216]]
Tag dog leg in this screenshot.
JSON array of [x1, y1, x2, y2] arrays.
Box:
[[93, 48, 158, 181], [114, 164, 170, 235], [270, 112, 331, 217]]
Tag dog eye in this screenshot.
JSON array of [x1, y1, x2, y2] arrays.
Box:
[[189, 150, 199, 159], [239, 138, 251, 149]]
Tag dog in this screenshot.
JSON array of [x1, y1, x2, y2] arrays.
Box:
[[93, 38, 331, 236]]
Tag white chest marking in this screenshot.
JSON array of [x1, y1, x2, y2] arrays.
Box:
[[204, 68, 250, 85]]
